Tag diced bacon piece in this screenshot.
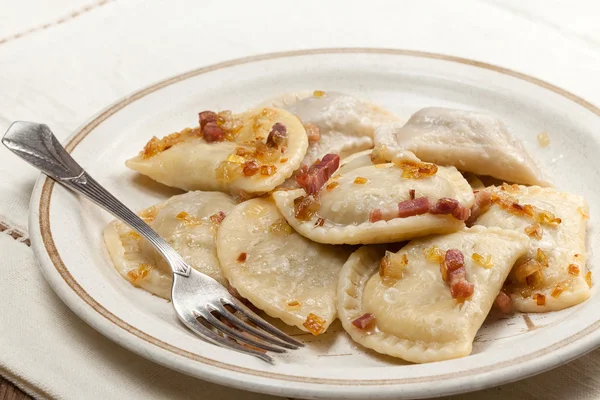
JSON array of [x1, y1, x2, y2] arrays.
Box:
[[266, 123, 287, 148], [369, 207, 398, 222], [242, 160, 259, 176], [429, 198, 471, 221], [397, 197, 430, 218], [467, 190, 492, 226], [494, 291, 512, 314], [199, 111, 217, 129], [442, 249, 474, 301], [351, 313, 376, 329], [369, 209, 382, 222], [409, 189, 415, 200], [203, 122, 225, 142], [304, 123, 321, 143], [295, 154, 340, 195]]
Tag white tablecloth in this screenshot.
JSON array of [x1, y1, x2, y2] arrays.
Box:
[[2, 1, 600, 398]]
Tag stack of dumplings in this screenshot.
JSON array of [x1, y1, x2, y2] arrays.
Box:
[[104, 91, 590, 363]]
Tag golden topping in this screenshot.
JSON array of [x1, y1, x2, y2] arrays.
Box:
[[501, 182, 520, 192], [286, 300, 301, 308], [226, 154, 246, 164], [237, 252, 247, 262], [578, 207, 590, 219], [568, 264, 580, 276], [242, 160, 260, 177], [280, 157, 288, 163], [269, 218, 293, 235], [254, 141, 281, 164], [141, 128, 196, 158], [524, 223, 543, 240], [303, 313, 326, 335], [176, 211, 203, 225], [125, 231, 141, 240], [140, 206, 159, 223], [492, 192, 561, 226], [533, 293, 546, 306], [472, 253, 494, 268], [423, 246, 445, 264], [235, 147, 253, 157], [379, 251, 408, 285], [216, 110, 243, 136], [551, 283, 565, 298], [260, 165, 277, 176], [313, 90, 326, 97], [215, 161, 243, 182], [314, 217, 325, 227], [209, 211, 226, 224], [294, 195, 320, 221], [536, 248, 548, 268], [326, 181, 339, 191], [513, 259, 543, 284], [523, 204, 561, 226], [127, 264, 152, 284], [586, 271, 593, 288], [395, 159, 438, 179], [353, 177, 368, 184], [537, 132, 550, 148]]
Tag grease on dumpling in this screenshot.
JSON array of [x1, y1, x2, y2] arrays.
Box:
[[272, 152, 474, 245], [126, 107, 308, 194], [103, 191, 236, 298], [474, 185, 590, 312], [216, 198, 350, 334], [337, 226, 529, 363], [374, 107, 551, 186]]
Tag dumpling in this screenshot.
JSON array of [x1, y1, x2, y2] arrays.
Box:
[[272, 152, 474, 245], [216, 198, 350, 334], [103, 191, 236, 298], [473, 184, 591, 312], [374, 107, 551, 186], [263, 90, 400, 168], [337, 226, 529, 363], [126, 107, 308, 194]]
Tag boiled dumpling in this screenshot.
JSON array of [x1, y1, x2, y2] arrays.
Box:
[[126, 107, 308, 195], [104, 191, 236, 298], [263, 90, 400, 168], [473, 184, 590, 312], [374, 107, 551, 186], [272, 152, 474, 245], [337, 226, 529, 363], [216, 198, 350, 334]]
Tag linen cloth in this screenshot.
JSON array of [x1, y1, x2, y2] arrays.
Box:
[[2, 0, 600, 398]]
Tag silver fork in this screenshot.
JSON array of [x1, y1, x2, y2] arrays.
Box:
[[3, 121, 303, 363]]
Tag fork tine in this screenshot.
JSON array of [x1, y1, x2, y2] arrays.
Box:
[[179, 313, 274, 363], [203, 312, 288, 353], [214, 305, 300, 350], [223, 297, 304, 347]]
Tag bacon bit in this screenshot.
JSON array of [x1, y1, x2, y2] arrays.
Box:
[[304, 123, 321, 143], [260, 165, 277, 176], [524, 223, 543, 240], [395, 159, 438, 179], [314, 217, 325, 227], [326, 181, 339, 191], [568, 264, 580, 276], [533, 293, 546, 306], [353, 177, 368, 184], [551, 283, 566, 298], [215, 161, 242, 181], [242, 160, 259, 176], [429, 198, 471, 221], [199, 110, 218, 129], [578, 207, 590, 219], [140, 206, 159, 222], [514, 259, 542, 283], [369, 209, 383, 222], [280, 157, 288, 163], [203, 122, 225, 142], [313, 90, 326, 97], [296, 154, 341, 195], [352, 313, 376, 330], [379, 251, 407, 285], [294, 195, 321, 221], [269, 218, 293, 235], [237, 252, 247, 262], [466, 190, 492, 226], [501, 182, 520, 193], [537, 248, 549, 268], [472, 253, 494, 268], [398, 197, 430, 218], [210, 211, 227, 224], [494, 291, 512, 314], [127, 264, 152, 284], [537, 132, 550, 148], [409, 189, 416, 200], [287, 300, 301, 308], [303, 313, 326, 335], [266, 123, 287, 148], [586, 271, 593, 288], [424, 246, 445, 264], [442, 249, 474, 301]]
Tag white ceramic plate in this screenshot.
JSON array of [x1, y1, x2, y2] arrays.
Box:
[[29, 49, 600, 399]]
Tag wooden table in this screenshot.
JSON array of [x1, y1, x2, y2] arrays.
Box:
[[0, 377, 30, 400]]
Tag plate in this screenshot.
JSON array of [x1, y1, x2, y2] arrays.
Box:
[[28, 49, 600, 399]]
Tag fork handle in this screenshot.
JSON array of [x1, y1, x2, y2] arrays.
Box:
[[2, 121, 191, 277]]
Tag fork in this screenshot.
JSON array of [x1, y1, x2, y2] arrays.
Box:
[[2, 121, 303, 363]]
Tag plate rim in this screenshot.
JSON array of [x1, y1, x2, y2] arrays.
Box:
[[28, 48, 600, 398]]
